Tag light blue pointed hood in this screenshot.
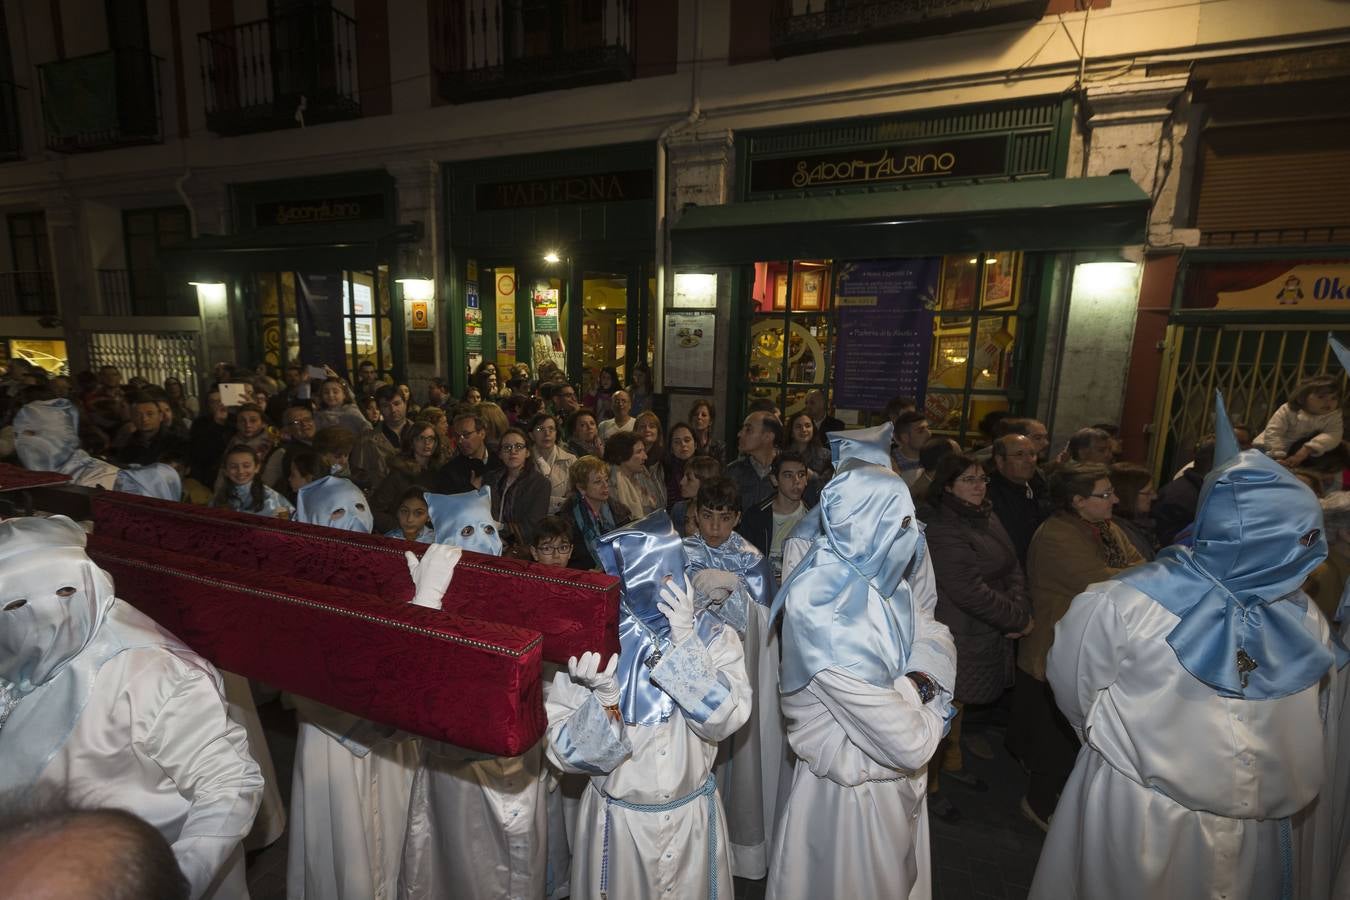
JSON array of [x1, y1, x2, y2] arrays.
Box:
[[773, 461, 922, 693], [114, 464, 181, 502], [596, 510, 720, 726], [296, 475, 374, 533], [425, 487, 502, 555], [1118, 392, 1334, 699], [827, 422, 895, 468]]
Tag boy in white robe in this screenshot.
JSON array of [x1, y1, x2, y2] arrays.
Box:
[[0, 515, 262, 900], [546, 511, 753, 900], [766, 456, 956, 900], [286, 475, 422, 900], [683, 475, 787, 879], [1031, 394, 1342, 900], [397, 487, 547, 900]]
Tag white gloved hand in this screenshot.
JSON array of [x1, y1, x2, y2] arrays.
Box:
[[657, 576, 698, 645], [692, 569, 739, 604], [405, 544, 463, 610], [567, 651, 622, 708]]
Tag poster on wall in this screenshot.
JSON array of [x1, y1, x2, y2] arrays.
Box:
[[533, 287, 560, 332], [495, 270, 517, 364], [465, 284, 482, 353], [297, 272, 349, 376], [664, 312, 716, 390], [832, 259, 940, 410]]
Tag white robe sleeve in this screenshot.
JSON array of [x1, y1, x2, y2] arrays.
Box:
[[139, 665, 264, 899], [902, 548, 957, 702], [651, 626, 753, 744], [545, 669, 632, 776], [1305, 410, 1344, 457], [807, 667, 947, 773], [1045, 587, 1128, 738], [1254, 404, 1299, 455]]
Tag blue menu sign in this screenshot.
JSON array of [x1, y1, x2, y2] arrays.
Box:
[[832, 259, 939, 410]]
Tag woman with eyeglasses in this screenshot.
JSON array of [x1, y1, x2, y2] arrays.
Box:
[[528, 411, 577, 515], [368, 421, 448, 534], [603, 431, 664, 519], [1107, 462, 1158, 562], [1010, 462, 1144, 833], [921, 453, 1032, 822], [486, 426, 551, 550]]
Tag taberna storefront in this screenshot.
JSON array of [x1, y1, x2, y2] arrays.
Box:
[[442, 143, 657, 399], [668, 96, 1151, 446], [162, 170, 418, 381]]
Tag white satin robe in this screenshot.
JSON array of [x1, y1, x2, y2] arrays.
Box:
[[221, 671, 286, 850], [286, 699, 420, 900], [1031, 581, 1336, 900], [25, 601, 263, 900], [765, 548, 955, 900], [396, 739, 547, 900], [717, 594, 790, 879], [546, 625, 753, 900]]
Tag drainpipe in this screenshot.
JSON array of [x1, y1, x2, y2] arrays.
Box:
[[653, 0, 704, 393]]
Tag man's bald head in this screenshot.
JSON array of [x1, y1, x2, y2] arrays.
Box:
[[0, 806, 187, 900]]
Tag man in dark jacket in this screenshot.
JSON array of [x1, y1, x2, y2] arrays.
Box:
[[987, 434, 1049, 569], [1152, 436, 1215, 547], [725, 411, 782, 512], [737, 451, 812, 579], [112, 393, 187, 467]]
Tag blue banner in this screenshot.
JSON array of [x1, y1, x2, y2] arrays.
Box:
[[296, 272, 349, 377], [832, 259, 939, 410]]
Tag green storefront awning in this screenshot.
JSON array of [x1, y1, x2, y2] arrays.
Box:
[[158, 223, 420, 276], [670, 174, 1151, 266]]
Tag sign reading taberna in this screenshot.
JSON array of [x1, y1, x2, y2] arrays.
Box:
[[254, 194, 387, 227], [748, 134, 1008, 194], [476, 170, 653, 211]]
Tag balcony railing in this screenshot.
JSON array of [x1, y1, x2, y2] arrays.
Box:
[[99, 268, 198, 317], [37, 48, 163, 152], [0, 80, 22, 161], [431, 0, 633, 104], [199, 4, 361, 135], [0, 271, 56, 316], [770, 0, 1048, 58]]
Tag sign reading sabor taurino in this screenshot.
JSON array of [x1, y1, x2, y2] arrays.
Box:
[[749, 134, 1007, 194]]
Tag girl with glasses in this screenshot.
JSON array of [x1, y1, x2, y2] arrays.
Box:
[[487, 426, 551, 550], [368, 421, 447, 534]]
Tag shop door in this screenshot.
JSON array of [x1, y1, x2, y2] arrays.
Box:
[[573, 265, 652, 398], [1150, 324, 1350, 478], [247, 266, 396, 379]]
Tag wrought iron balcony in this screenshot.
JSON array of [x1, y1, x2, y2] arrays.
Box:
[[0, 271, 57, 316], [431, 0, 633, 104], [99, 268, 198, 317], [37, 49, 163, 152], [770, 0, 1049, 58], [199, 4, 361, 135], [0, 80, 22, 161]]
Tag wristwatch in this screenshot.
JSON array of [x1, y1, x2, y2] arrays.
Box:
[[905, 672, 939, 705]]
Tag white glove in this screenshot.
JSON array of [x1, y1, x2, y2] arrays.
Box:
[[657, 576, 698, 645], [567, 651, 621, 708], [692, 569, 739, 604], [405, 544, 462, 610]]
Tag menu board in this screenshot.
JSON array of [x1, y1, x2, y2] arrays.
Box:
[[832, 259, 939, 410], [663, 312, 716, 390]]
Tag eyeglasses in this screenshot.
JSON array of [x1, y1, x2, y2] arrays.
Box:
[[415, 434, 438, 443], [533, 424, 556, 433], [535, 542, 572, 554], [286, 418, 314, 427], [957, 475, 992, 484], [1087, 489, 1117, 499], [500, 442, 528, 453], [454, 429, 481, 440]]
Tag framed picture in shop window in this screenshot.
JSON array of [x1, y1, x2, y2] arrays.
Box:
[[773, 273, 789, 310], [982, 252, 1021, 309], [795, 269, 825, 310]]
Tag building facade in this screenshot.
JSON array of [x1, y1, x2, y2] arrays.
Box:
[[0, 0, 1347, 463]]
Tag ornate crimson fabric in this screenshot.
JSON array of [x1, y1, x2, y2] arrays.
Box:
[[91, 492, 620, 663], [88, 493, 621, 755], [0, 462, 71, 492]]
